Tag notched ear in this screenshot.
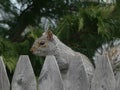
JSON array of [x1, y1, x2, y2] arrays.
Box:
[[46, 30, 53, 41]]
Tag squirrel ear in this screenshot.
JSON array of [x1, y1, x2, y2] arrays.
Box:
[[46, 30, 53, 41]]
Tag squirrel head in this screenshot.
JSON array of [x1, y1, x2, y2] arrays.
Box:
[[30, 30, 57, 56]]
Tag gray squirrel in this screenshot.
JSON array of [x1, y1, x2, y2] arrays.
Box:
[[30, 30, 94, 82], [93, 39, 120, 75]]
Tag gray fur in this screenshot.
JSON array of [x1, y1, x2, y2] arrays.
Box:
[[93, 39, 120, 72], [30, 31, 94, 81]]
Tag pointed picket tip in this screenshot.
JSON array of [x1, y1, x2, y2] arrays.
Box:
[[12, 55, 36, 90], [63, 55, 89, 90], [0, 57, 10, 90], [38, 55, 64, 90], [91, 55, 116, 90]]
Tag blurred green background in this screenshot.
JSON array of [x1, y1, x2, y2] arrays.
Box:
[[0, 0, 120, 81]]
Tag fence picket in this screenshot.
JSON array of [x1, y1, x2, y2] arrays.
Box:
[[63, 55, 89, 90], [91, 55, 116, 90], [12, 55, 36, 90], [38, 55, 64, 90], [0, 57, 10, 90], [115, 71, 120, 90], [0, 54, 120, 90]]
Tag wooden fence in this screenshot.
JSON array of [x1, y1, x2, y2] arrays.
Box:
[[0, 55, 120, 90]]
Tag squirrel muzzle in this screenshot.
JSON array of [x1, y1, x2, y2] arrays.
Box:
[[30, 47, 36, 53]]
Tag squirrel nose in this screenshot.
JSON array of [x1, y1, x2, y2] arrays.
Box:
[[30, 48, 35, 52]]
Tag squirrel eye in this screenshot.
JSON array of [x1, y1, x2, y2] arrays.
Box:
[[39, 41, 45, 45]]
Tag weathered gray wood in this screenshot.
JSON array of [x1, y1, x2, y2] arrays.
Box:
[[38, 55, 64, 90], [64, 55, 89, 90], [91, 55, 116, 90], [115, 71, 120, 90], [0, 57, 10, 90], [12, 55, 36, 90]]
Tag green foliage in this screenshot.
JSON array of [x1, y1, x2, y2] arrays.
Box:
[[27, 26, 44, 39], [55, 4, 120, 60], [0, 37, 18, 72]]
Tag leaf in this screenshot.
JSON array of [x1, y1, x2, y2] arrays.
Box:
[[78, 17, 84, 31]]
